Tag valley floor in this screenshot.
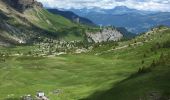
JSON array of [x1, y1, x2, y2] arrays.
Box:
[[0, 27, 170, 100]]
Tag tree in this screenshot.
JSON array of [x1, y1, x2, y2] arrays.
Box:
[[141, 60, 145, 64], [143, 53, 146, 58], [151, 60, 156, 67]]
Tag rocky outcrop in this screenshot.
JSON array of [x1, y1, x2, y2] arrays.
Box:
[[86, 28, 123, 43], [4, 0, 43, 12]]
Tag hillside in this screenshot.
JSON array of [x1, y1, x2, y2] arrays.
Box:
[[0, 1, 169, 100], [0, 0, 124, 46], [0, 25, 169, 100], [47, 9, 95, 26], [83, 55, 170, 100], [82, 26, 170, 100], [0, 0, 76, 45]]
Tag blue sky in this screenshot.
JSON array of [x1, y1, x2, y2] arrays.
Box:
[[37, 0, 170, 12]]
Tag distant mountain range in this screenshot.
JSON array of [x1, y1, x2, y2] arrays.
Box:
[[47, 9, 95, 26], [68, 6, 170, 34], [47, 9, 136, 39]]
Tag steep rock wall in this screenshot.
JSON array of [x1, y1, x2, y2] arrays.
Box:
[[86, 28, 123, 43]]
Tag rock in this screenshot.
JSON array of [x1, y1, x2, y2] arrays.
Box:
[[75, 48, 88, 54], [21, 95, 33, 100], [4, 0, 43, 12], [52, 89, 62, 94], [86, 28, 123, 43]]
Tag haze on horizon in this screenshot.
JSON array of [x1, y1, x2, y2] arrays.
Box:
[[37, 0, 170, 12]]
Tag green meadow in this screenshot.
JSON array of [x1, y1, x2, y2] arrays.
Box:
[[0, 27, 170, 100]]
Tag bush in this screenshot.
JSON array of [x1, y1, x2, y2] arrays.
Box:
[[143, 53, 147, 58], [150, 60, 156, 67], [150, 42, 161, 52], [138, 66, 151, 74], [163, 41, 170, 48]]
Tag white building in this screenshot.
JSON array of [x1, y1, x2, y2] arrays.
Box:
[[36, 91, 49, 100]]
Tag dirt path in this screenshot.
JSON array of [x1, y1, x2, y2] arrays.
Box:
[[95, 42, 143, 55]]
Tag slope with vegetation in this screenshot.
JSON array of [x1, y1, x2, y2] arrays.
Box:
[[0, 0, 82, 45], [0, 0, 124, 46], [0, 25, 169, 100], [47, 9, 95, 26], [83, 26, 170, 100], [0, 0, 169, 100]]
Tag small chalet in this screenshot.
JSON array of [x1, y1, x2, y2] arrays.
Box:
[[36, 91, 49, 100]]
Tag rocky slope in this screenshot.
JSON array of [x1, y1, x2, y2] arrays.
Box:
[[86, 28, 123, 43], [0, 0, 75, 46], [4, 0, 43, 12], [0, 0, 124, 46]]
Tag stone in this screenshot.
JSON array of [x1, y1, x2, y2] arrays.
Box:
[[86, 28, 123, 43]]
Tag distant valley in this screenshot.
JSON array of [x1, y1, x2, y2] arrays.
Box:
[[68, 6, 170, 34]]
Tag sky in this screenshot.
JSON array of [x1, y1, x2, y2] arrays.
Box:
[[37, 0, 170, 12]]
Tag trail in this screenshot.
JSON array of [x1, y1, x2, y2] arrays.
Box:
[[95, 42, 143, 55], [95, 28, 170, 56]]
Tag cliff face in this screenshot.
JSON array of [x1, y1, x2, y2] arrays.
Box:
[[4, 0, 43, 12], [0, 0, 43, 46], [86, 28, 123, 43]]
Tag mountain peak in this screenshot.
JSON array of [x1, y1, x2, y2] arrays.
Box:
[[4, 0, 43, 12], [114, 6, 130, 10]]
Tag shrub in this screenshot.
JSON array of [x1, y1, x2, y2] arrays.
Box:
[[138, 66, 151, 74], [150, 60, 156, 67], [143, 53, 147, 58], [163, 41, 170, 48], [141, 60, 145, 64]]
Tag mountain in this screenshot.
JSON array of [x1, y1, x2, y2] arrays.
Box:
[[0, 0, 125, 46], [0, 0, 82, 45], [69, 6, 170, 34], [116, 27, 136, 39], [47, 9, 95, 26]]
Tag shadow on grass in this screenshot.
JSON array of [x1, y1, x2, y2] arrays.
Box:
[[4, 98, 19, 100], [79, 71, 150, 100], [80, 55, 170, 100]]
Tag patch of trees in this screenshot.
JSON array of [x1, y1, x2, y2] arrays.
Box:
[[137, 53, 169, 74], [150, 42, 161, 52], [150, 40, 170, 55], [162, 40, 170, 48], [93, 41, 118, 49]]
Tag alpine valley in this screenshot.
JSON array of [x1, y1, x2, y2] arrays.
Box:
[[0, 0, 170, 100], [69, 6, 170, 34]]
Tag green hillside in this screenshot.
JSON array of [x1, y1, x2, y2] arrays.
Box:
[[0, 0, 85, 44], [0, 26, 169, 100], [24, 7, 75, 33], [83, 55, 170, 100]]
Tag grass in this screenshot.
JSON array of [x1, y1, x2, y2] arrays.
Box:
[[25, 7, 75, 33], [82, 54, 170, 100], [0, 54, 137, 100], [24, 7, 90, 41], [0, 28, 170, 100]]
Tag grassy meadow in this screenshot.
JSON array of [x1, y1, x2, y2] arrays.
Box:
[[0, 27, 170, 100]]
